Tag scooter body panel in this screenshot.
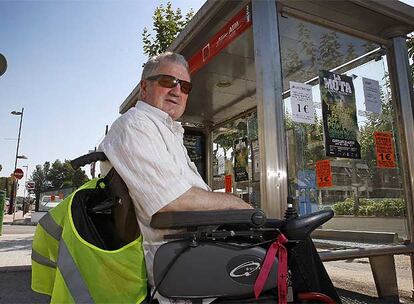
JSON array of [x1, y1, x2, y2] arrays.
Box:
[[154, 241, 278, 298]]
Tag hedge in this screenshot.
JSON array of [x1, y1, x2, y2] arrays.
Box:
[[331, 198, 406, 216]]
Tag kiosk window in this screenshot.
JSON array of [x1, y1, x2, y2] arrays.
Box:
[[211, 111, 260, 208], [279, 15, 408, 241]]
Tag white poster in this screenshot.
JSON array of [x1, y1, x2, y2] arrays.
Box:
[[362, 77, 382, 114], [290, 81, 315, 124], [217, 154, 225, 175]]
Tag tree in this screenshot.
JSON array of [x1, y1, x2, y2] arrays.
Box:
[[0, 176, 13, 197], [297, 23, 317, 79], [345, 43, 357, 63], [283, 47, 304, 79], [31, 162, 51, 210], [142, 2, 194, 57], [318, 31, 341, 69], [31, 159, 89, 210], [407, 34, 414, 81]]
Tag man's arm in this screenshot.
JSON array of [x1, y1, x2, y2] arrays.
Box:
[[159, 187, 253, 212]]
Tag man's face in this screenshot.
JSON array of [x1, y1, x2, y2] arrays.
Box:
[[141, 63, 191, 120]]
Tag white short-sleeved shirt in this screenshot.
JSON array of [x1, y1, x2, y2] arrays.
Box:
[[99, 101, 211, 303]]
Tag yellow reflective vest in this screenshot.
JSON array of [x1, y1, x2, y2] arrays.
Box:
[[31, 179, 147, 303]]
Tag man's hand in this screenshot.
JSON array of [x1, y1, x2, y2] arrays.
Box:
[[159, 187, 253, 212]]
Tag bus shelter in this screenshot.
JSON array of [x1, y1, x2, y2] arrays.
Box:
[[120, 0, 414, 299]]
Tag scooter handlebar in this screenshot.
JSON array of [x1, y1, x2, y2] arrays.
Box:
[[71, 151, 108, 170]]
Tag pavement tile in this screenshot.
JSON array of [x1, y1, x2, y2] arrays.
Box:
[[0, 233, 33, 269]]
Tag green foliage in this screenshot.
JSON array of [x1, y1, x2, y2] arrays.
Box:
[[407, 34, 414, 82], [285, 114, 325, 167], [142, 2, 194, 57], [318, 31, 341, 68], [30, 159, 89, 204], [332, 198, 406, 216], [0, 176, 13, 196], [345, 43, 357, 62]]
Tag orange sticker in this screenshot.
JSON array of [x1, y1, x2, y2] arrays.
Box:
[[316, 160, 333, 188], [374, 131, 396, 168], [225, 175, 232, 193]]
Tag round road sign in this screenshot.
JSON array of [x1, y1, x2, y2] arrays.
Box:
[[14, 168, 24, 180]]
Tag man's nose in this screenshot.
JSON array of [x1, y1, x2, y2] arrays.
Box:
[[169, 84, 181, 96]]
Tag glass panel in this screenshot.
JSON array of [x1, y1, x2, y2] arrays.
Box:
[[280, 15, 408, 242], [211, 111, 260, 208]]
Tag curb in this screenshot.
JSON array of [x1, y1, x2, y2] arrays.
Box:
[[0, 265, 31, 273], [2, 221, 37, 226]]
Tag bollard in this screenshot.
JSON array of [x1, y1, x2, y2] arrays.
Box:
[[0, 190, 5, 235]]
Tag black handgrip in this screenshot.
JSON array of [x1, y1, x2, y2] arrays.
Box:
[[71, 152, 108, 170], [282, 210, 334, 240], [151, 209, 267, 229]]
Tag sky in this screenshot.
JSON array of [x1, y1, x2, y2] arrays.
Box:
[[0, 0, 205, 195], [1, 0, 413, 196]]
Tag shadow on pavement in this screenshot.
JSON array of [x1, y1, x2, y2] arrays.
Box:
[[0, 237, 33, 253]]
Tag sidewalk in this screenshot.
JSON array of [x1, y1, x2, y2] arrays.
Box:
[[0, 211, 36, 272], [2, 210, 35, 225]]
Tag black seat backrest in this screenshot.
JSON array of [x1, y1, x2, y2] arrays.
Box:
[[102, 168, 140, 244], [70, 152, 140, 249]]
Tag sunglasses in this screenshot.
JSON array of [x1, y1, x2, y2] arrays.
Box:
[[146, 74, 192, 94]]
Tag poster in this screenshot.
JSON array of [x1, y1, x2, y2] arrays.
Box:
[[183, 132, 206, 180], [297, 170, 317, 215], [319, 70, 361, 159], [290, 81, 315, 124], [316, 160, 333, 188], [217, 154, 225, 175], [247, 112, 258, 140], [362, 77, 382, 114], [233, 137, 249, 182], [251, 139, 260, 181], [374, 131, 396, 168]]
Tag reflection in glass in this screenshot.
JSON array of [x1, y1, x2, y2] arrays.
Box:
[[211, 111, 260, 208], [280, 15, 407, 241]]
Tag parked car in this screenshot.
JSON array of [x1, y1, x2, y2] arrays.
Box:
[[39, 195, 63, 212]]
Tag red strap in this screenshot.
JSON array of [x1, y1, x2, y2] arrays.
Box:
[[253, 233, 288, 304]]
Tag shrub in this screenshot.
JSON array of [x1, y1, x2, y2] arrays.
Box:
[[331, 198, 405, 216]]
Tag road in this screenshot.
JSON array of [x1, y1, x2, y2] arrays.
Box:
[[0, 271, 50, 304]]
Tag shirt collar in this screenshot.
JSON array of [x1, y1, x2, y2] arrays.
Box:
[[136, 101, 184, 136]]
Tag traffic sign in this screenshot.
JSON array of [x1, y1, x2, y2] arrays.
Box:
[[14, 168, 24, 180], [26, 181, 35, 190]]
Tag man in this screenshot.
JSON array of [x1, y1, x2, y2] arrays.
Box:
[[99, 52, 251, 303]]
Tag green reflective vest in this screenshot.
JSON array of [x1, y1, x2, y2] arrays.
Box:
[[31, 179, 147, 303]]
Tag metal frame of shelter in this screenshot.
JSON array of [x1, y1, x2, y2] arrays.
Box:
[[120, 0, 414, 299]]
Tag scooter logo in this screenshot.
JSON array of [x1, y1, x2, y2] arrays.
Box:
[[229, 261, 261, 278]]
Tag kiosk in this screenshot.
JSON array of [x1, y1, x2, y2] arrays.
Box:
[[121, 0, 414, 300]]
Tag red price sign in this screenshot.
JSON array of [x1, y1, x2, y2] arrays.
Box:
[[374, 131, 396, 168], [316, 160, 333, 188], [225, 175, 232, 193]]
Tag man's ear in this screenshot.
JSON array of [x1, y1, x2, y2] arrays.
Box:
[[139, 80, 147, 100]]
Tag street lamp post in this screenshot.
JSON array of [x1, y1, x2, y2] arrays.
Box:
[[22, 165, 28, 215], [7, 108, 24, 215]]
